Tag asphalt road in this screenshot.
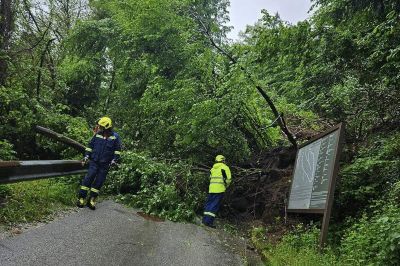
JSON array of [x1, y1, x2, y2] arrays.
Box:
[[0, 200, 244, 266]]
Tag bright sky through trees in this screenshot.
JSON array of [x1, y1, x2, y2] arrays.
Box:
[[227, 0, 312, 40]]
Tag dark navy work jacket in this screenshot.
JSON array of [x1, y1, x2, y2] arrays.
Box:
[[84, 131, 121, 164]]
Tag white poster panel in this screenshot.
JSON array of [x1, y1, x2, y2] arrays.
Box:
[[288, 130, 339, 210]]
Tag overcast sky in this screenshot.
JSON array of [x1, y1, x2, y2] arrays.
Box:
[[227, 0, 313, 40]]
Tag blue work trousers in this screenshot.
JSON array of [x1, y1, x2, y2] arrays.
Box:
[[202, 193, 224, 226], [79, 161, 110, 199]]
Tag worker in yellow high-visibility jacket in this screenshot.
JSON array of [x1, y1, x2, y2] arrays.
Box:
[[202, 155, 232, 228]]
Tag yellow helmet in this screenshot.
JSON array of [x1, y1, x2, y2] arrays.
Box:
[[215, 155, 225, 162], [98, 117, 112, 129]]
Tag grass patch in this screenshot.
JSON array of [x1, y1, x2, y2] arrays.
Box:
[[0, 179, 77, 226], [251, 226, 339, 266]]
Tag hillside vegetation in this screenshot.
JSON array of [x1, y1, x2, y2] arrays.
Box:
[[1, 0, 399, 265]]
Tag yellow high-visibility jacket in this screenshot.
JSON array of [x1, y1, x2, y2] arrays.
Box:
[[209, 162, 232, 193]]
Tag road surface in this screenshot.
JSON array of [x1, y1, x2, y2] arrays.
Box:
[[0, 200, 252, 266]]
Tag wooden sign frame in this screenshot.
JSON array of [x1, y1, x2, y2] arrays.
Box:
[[287, 123, 345, 248]]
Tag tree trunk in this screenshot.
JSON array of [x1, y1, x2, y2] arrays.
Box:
[[36, 38, 55, 97], [103, 69, 116, 113], [0, 0, 13, 86]]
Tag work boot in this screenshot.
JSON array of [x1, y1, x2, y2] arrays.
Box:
[[87, 197, 96, 210], [76, 198, 85, 208], [201, 222, 216, 229]]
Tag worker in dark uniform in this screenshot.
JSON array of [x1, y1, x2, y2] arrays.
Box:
[[202, 155, 232, 228], [77, 117, 121, 210]]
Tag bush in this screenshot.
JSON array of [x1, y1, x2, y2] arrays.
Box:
[[0, 140, 16, 160], [104, 151, 208, 222], [339, 182, 400, 265]]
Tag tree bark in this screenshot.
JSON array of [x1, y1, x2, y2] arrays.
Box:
[[0, 0, 13, 86], [35, 126, 87, 153]]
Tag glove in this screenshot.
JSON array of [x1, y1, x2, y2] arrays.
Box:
[[82, 156, 89, 166]]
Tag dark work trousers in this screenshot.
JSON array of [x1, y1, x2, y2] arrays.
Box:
[[202, 193, 224, 226], [78, 161, 110, 199]]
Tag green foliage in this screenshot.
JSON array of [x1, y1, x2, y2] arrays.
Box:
[[0, 84, 89, 160], [59, 55, 103, 116], [241, 2, 400, 143], [338, 132, 400, 216], [339, 182, 400, 265], [59, 0, 286, 162], [0, 180, 77, 225], [251, 225, 338, 266], [104, 151, 208, 222], [0, 85, 39, 158], [0, 140, 16, 160], [312, 0, 400, 136], [1, 1, 399, 264], [0, 185, 12, 200]]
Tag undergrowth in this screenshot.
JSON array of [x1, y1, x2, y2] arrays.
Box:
[[338, 183, 400, 265], [251, 225, 338, 266]]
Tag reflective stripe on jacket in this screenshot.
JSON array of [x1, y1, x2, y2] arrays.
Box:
[[85, 131, 121, 163], [209, 162, 232, 193]]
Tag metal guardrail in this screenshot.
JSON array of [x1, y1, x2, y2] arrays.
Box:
[[0, 126, 89, 184], [0, 160, 87, 184]]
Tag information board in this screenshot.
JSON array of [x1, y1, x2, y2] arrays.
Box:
[[288, 125, 342, 211], [286, 123, 345, 248]]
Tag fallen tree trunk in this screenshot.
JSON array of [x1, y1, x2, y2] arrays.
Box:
[[35, 126, 86, 153]]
